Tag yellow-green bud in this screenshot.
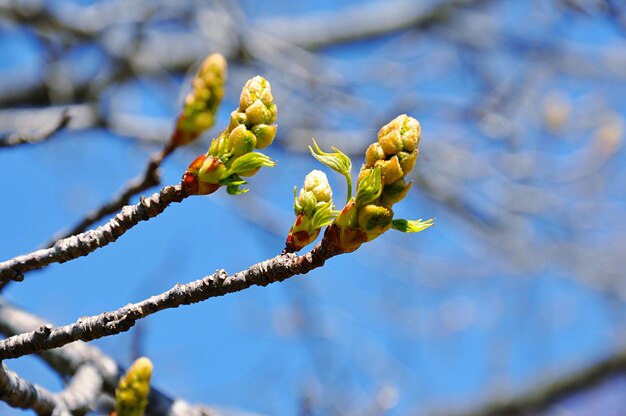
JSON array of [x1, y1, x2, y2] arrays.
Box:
[[380, 179, 413, 206], [252, 124, 277, 149], [379, 130, 403, 155], [365, 143, 385, 168], [115, 357, 153, 416], [377, 114, 421, 154], [375, 155, 404, 185], [172, 53, 227, 147], [303, 170, 332, 203], [229, 124, 257, 157], [240, 76, 273, 110], [229, 111, 248, 131], [398, 150, 418, 175], [358, 204, 394, 241], [402, 116, 420, 151]]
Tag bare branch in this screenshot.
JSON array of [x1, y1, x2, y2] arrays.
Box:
[[256, 0, 489, 50], [445, 348, 626, 416], [44, 145, 175, 247], [56, 364, 102, 415], [0, 184, 189, 283], [0, 109, 70, 148], [0, 241, 335, 360], [0, 299, 259, 416], [0, 361, 63, 415]]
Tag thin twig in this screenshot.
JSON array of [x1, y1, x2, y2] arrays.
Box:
[[442, 348, 626, 416], [0, 241, 336, 361], [45, 144, 176, 247], [0, 109, 70, 148], [0, 184, 188, 283]]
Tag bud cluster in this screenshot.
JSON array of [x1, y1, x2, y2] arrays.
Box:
[[170, 53, 227, 148], [285, 170, 335, 252], [323, 114, 431, 253], [114, 357, 153, 416], [182, 75, 278, 196]]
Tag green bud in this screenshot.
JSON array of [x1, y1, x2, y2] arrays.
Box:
[[229, 124, 257, 157], [245, 99, 273, 126], [115, 357, 153, 416], [240, 76, 273, 110], [398, 150, 418, 175], [401, 116, 421, 151], [358, 204, 394, 241], [365, 143, 385, 168], [380, 178, 413, 206], [377, 114, 421, 154], [229, 110, 248, 131], [252, 124, 277, 149], [172, 53, 227, 148], [379, 130, 403, 155], [374, 155, 404, 185]]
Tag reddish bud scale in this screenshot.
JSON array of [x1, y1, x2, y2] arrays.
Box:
[[322, 223, 367, 254], [181, 154, 221, 195]]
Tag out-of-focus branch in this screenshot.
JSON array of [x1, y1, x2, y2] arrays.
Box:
[[0, 184, 189, 283], [444, 348, 626, 416], [44, 144, 174, 247], [0, 362, 59, 414], [256, 0, 489, 50], [0, 241, 335, 360], [0, 109, 70, 148], [55, 364, 102, 414], [0, 299, 259, 416]]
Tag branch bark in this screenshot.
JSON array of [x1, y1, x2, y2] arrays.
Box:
[[0, 241, 335, 360], [0, 299, 256, 416], [0, 184, 188, 283]]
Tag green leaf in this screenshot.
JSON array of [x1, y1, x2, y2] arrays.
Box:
[[226, 184, 249, 195], [297, 189, 317, 215], [309, 139, 353, 201], [355, 167, 382, 208], [310, 201, 335, 230], [227, 151, 275, 177], [391, 218, 435, 233]]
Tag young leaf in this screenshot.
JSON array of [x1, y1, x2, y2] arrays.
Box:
[[354, 167, 382, 208], [309, 139, 353, 201], [391, 218, 435, 233]]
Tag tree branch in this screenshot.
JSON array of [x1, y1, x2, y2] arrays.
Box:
[[0, 361, 59, 414], [0, 241, 335, 360], [446, 348, 626, 416], [44, 144, 175, 247], [0, 299, 259, 416], [0, 109, 70, 148], [0, 184, 189, 284]]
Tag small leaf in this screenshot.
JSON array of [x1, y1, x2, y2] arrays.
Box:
[[227, 151, 275, 177], [309, 139, 353, 200], [226, 184, 249, 195], [310, 201, 335, 230], [391, 218, 435, 233], [355, 167, 382, 208]]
